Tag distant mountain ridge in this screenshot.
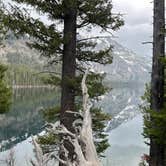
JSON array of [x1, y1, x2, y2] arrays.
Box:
[[0, 34, 45, 69], [0, 34, 151, 85], [95, 38, 151, 85]]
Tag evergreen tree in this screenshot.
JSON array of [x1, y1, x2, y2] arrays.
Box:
[[0, 64, 12, 113], [0, 3, 12, 114], [1, 0, 123, 164], [142, 0, 166, 166], [149, 0, 166, 165]]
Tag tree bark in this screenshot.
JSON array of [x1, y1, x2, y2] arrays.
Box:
[[150, 0, 165, 165], [61, 8, 77, 115], [60, 1, 77, 165]]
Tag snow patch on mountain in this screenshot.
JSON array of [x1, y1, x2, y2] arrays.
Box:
[[95, 37, 151, 84]]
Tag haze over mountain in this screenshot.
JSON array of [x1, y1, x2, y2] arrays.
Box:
[[0, 34, 151, 85], [0, 34, 46, 69]]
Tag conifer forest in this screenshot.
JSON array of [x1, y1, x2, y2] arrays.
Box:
[[0, 0, 166, 166]]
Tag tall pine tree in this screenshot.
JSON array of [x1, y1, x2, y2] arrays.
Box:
[[1, 0, 123, 164], [141, 1, 166, 166], [150, 0, 165, 165]]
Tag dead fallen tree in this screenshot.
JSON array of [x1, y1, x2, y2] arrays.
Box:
[[31, 70, 101, 166]]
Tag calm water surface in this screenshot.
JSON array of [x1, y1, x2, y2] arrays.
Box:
[[0, 86, 148, 166]]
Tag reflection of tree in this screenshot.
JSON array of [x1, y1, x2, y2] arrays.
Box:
[[0, 88, 60, 151], [0, 64, 12, 113]]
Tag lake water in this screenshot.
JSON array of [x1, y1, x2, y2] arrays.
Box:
[[0, 85, 148, 166], [103, 115, 148, 166]]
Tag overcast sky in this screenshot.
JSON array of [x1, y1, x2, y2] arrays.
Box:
[[112, 0, 153, 56]]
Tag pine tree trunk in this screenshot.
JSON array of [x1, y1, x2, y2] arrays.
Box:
[[61, 7, 77, 114], [60, 2, 77, 165], [150, 0, 165, 165]]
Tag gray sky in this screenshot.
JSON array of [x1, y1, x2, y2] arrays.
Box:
[[112, 0, 153, 56]]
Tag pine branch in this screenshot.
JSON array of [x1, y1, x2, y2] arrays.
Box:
[[77, 36, 112, 43], [9, 0, 64, 19]]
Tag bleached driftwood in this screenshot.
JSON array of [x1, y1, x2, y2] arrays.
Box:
[[79, 70, 101, 166], [30, 137, 54, 166], [31, 70, 101, 166]]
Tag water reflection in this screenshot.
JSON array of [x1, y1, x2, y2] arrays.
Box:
[[103, 115, 148, 166], [0, 85, 145, 151], [0, 84, 147, 166], [98, 85, 145, 131], [0, 87, 60, 151]]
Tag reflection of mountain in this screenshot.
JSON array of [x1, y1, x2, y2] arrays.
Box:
[[98, 86, 145, 131], [0, 88, 60, 151]]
